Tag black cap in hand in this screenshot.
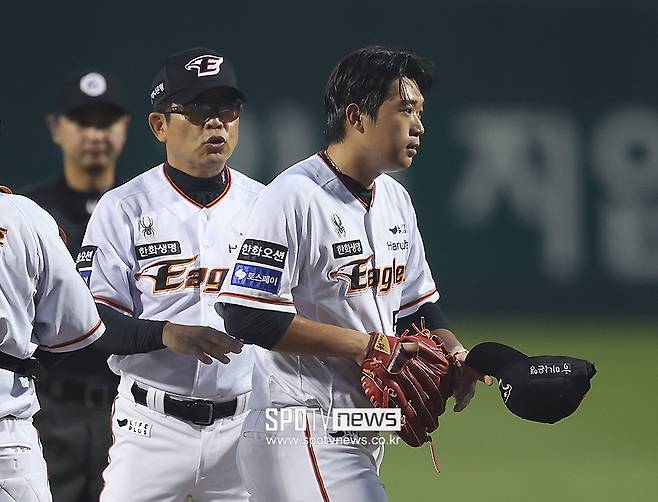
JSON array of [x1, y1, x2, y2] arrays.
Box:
[[466, 342, 596, 424]]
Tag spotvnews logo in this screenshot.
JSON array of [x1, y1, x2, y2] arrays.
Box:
[[264, 408, 401, 432]]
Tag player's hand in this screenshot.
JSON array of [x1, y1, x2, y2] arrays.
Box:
[[161, 322, 243, 365], [452, 349, 493, 412]]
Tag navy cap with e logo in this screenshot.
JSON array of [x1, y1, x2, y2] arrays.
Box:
[[466, 342, 596, 424], [149, 47, 245, 110]]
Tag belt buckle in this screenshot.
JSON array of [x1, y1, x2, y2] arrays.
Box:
[[188, 399, 214, 426]]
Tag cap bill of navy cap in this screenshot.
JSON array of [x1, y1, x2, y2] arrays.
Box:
[[465, 342, 528, 376], [167, 80, 245, 107]]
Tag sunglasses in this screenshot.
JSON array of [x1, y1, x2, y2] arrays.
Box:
[[160, 101, 243, 126]]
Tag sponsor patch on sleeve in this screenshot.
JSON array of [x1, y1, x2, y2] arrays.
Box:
[[332, 239, 363, 259], [75, 245, 98, 269], [135, 241, 182, 261], [79, 269, 92, 288], [230, 263, 283, 294], [237, 239, 287, 269]]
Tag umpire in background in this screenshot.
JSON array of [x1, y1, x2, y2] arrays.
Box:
[[22, 69, 130, 502]]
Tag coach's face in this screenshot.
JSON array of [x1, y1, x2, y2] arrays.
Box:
[[48, 105, 129, 173], [149, 88, 241, 176], [362, 77, 425, 173]]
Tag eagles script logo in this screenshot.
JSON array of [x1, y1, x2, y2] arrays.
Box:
[[185, 55, 224, 77], [329, 255, 406, 295], [0, 227, 7, 247]]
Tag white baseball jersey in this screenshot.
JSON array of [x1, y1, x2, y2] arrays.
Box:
[[80, 164, 263, 399], [218, 152, 439, 410], [0, 192, 105, 420]]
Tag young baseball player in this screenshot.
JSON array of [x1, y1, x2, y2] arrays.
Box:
[[78, 48, 262, 502], [0, 186, 105, 502], [218, 46, 490, 501]]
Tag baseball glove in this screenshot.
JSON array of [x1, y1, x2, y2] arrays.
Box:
[[361, 321, 454, 447]]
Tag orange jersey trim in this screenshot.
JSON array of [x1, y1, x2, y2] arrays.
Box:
[[162, 165, 232, 209], [94, 296, 134, 316], [44, 319, 103, 349], [400, 288, 438, 311], [58, 227, 68, 245], [304, 421, 330, 502], [318, 150, 374, 210], [218, 292, 294, 306]]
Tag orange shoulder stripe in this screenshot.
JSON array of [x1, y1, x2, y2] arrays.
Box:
[[44, 319, 103, 349], [400, 288, 438, 311]]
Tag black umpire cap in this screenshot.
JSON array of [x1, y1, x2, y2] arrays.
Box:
[[55, 69, 127, 115], [466, 342, 596, 424], [150, 47, 246, 110]]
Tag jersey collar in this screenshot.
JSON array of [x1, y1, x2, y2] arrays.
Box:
[[162, 163, 232, 209], [317, 150, 375, 210]]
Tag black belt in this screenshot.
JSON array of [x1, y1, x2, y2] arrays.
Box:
[[130, 383, 237, 426]]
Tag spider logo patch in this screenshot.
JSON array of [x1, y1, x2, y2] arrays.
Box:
[[331, 213, 346, 238], [138, 216, 156, 240]]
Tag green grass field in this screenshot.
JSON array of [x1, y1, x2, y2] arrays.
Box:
[[380, 316, 658, 502]]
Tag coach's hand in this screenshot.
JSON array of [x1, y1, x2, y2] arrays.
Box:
[[451, 349, 493, 412], [162, 322, 243, 364]]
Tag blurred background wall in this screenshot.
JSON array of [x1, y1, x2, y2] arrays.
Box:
[[2, 0, 656, 315]]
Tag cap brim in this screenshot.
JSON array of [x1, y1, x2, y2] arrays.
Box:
[[63, 101, 127, 115], [169, 81, 246, 106], [465, 342, 528, 376]]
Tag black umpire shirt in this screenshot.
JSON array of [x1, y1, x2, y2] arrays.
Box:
[[23, 176, 118, 386], [24, 176, 105, 254]]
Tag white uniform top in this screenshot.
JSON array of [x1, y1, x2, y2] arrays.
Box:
[[79, 164, 263, 400], [218, 153, 440, 410], [0, 192, 105, 419]]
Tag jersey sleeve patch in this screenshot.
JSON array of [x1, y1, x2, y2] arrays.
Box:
[[75, 245, 98, 269], [75, 245, 98, 287], [135, 241, 182, 260], [237, 239, 287, 269], [79, 269, 92, 288], [230, 263, 283, 294]]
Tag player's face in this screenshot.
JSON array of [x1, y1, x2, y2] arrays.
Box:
[[49, 105, 129, 173], [154, 88, 241, 174], [362, 77, 425, 173]]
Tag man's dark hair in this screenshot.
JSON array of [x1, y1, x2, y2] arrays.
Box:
[[323, 46, 433, 144]]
